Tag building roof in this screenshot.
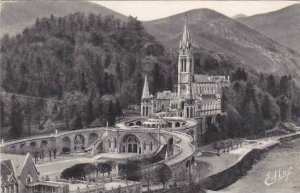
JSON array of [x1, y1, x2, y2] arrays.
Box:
[[0, 160, 15, 179], [193, 74, 210, 83], [0, 153, 39, 177], [26, 181, 69, 188], [156, 91, 176, 100], [142, 76, 150, 99]]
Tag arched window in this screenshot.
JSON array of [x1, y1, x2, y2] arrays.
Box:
[[190, 107, 193, 118], [146, 106, 148, 116], [175, 122, 180, 127], [181, 58, 184, 72], [142, 106, 145, 116], [150, 142, 153, 151], [26, 175, 32, 184]]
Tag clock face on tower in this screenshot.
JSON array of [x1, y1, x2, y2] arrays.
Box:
[[181, 85, 186, 90]]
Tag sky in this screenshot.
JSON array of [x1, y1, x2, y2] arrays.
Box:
[[91, 1, 298, 21]]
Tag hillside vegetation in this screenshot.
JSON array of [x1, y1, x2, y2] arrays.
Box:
[[0, 1, 128, 37], [1, 11, 299, 142], [0, 13, 173, 139], [237, 4, 300, 53]]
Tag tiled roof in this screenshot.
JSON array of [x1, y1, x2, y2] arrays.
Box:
[[156, 91, 176, 100]]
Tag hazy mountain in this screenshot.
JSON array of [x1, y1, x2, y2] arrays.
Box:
[[232, 14, 247, 19], [0, 1, 127, 37], [236, 4, 300, 52], [144, 8, 300, 85]]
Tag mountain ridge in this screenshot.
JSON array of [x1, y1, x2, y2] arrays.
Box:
[[236, 4, 300, 52], [143, 8, 300, 85], [0, 1, 128, 37]]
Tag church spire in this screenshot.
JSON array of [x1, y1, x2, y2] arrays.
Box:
[[142, 76, 150, 99], [180, 13, 192, 49]]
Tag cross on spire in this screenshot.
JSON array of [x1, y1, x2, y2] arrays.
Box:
[[180, 13, 192, 49]]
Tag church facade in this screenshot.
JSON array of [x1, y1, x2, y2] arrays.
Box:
[[141, 16, 229, 119]]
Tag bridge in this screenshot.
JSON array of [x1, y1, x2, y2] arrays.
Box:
[[0, 116, 197, 182]]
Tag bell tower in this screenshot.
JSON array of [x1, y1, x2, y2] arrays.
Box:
[[178, 14, 194, 99], [141, 76, 153, 117]]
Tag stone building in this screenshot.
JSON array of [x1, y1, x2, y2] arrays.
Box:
[[1, 160, 19, 193], [0, 153, 39, 193], [141, 16, 229, 119]]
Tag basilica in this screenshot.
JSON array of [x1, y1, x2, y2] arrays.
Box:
[[141, 17, 230, 119]]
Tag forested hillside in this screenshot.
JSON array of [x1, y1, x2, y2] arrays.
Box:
[[0, 13, 173, 139], [0, 12, 299, 142]]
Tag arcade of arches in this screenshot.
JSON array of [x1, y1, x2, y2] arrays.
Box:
[[121, 134, 141, 154]]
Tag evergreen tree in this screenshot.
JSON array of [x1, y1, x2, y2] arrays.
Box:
[[279, 75, 293, 99], [103, 73, 109, 94], [152, 63, 165, 93], [266, 74, 278, 97], [96, 101, 104, 118], [106, 101, 116, 126], [86, 99, 94, 125], [73, 113, 83, 130], [0, 99, 5, 130], [115, 62, 123, 88], [261, 94, 272, 120], [2, 61, 15, 92], [276, 96, 290, 122], [109, 75, 115, 94], [221, 89, 228, 112], [114, 99, 123, 117], [80, 71, 87, 93], [231, 67, 247, 82], [9, 95, 23, 138]]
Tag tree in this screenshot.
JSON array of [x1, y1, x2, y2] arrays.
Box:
[[73, 113, 83, 130], [2, 61, 15, 92], [231, 67, 247, 82], [266, 74, 278, 97], [106, 101, 116, 126], [80, 71, 87, 93], [115, 62, 123, 88], [83, 163, 96, 180], [86, 99, 94, 125], [97, 162, 113, 179], [155, 163, 172, 189], [279, 75, 293, 99], [9, 95, 23, 139], [152, 63, 165, 93], [261, 94, 272, 120], [24, 100, 32, 137], [0, 99, 5, 130], [277, 96, 290, 122], [119, 161, 141, 181]]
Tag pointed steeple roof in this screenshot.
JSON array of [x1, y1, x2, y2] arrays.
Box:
[[142, 76, 150, 99], [180, 13, 192, 49]]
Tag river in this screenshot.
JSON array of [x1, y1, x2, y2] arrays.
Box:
[[208, 138, 300, 193]]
